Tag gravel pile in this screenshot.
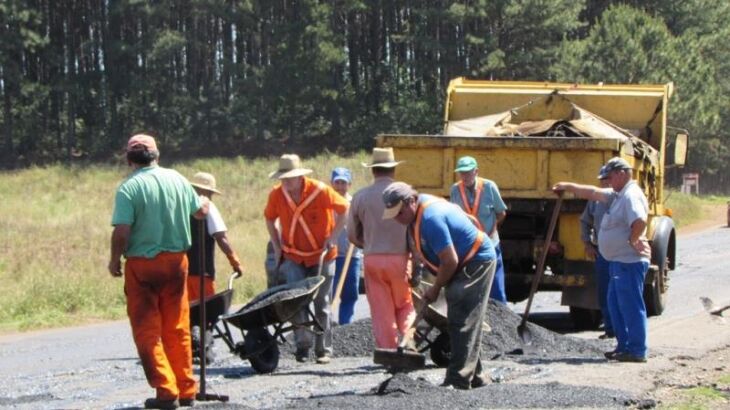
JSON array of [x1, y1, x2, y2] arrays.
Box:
[[236, 277, 322, 316], [326, 300, 608, 360]]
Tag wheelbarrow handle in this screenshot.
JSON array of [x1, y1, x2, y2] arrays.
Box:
[[227, 271, 242, 291]]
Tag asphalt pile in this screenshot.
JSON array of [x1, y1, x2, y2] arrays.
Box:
[[329, 300, 608, 360], [236, 277, 322, 317]]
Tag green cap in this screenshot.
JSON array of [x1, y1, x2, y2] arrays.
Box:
[[454, 156, 478, 173]]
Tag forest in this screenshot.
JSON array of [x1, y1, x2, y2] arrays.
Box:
[[1, 1, 728, 191]]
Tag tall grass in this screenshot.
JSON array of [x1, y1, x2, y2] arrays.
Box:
[[0, 152, 370, 331]]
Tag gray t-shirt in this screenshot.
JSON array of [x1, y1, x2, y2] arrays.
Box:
[[597, 181, 649, 263], [580, 194, 614, 244]]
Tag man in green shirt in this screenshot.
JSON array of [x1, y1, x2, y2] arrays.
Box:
[[109, 133, 209, 410]]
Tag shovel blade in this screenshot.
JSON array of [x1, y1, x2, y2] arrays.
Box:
[[517, 323, 532, 345], [373, 348, 426, 371]]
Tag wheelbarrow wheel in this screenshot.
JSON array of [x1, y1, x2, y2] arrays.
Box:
[[430, 332, 451, 368], [244, 327, 279, 374]]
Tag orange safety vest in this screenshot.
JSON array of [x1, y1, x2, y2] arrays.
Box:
[[456, 178, 485, 231], [280, 181, 327, 258], [411, 197, 486, 274]]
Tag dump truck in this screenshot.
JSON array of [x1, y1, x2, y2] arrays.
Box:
[[378, 78, 688, 329]]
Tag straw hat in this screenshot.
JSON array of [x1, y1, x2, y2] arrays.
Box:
[[362, 147, 404, 168], [190, 172, 222, 194], [269, 154, 313, 179]]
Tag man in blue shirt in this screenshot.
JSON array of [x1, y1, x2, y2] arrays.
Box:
[[383, 181, 496, 389], [450, 156, 508, 303]]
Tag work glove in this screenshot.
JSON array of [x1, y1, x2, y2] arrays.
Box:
[[226, 252, 243, 276]]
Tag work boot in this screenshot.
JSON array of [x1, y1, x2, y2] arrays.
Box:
[[179, 397, 195, 407], [295, 348, 309, 363], [144, 397, 179, 409], [315, 354, 331, 364], [598, 332, 615, 339], [614, 352, 647, 363], [603, 350, 620, 360]]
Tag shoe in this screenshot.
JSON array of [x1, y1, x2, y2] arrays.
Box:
[[315, 354, 331, 364], [470, 375, 488, 388], [598, 332, 615, 339], [604, 350, 620, 360], [144, 398, 179, 409], [295, 348, 309, 363], [179, 397, 195, 407], [614, 352, 647, 363]]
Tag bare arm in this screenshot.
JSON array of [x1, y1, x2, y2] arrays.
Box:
[[327, 205, 349, 248], [490, 211, 506, 237], [629, 218, 651, 258], [108, 225, 131, 277], [213, 232, 242, 274], [347, 207, 364, 248], [423, 245, 459, 304], [266, 219, 283, 267], [552, 182, 610, 203], [193, 196, 210, 220]]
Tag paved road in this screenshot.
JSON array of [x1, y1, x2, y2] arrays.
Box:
[[1, 224, 728, 409]]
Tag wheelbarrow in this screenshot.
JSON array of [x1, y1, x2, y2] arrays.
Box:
[[411, 290, 451, 367], [218, 276, 326, 374], [189, 272, 241, 364]]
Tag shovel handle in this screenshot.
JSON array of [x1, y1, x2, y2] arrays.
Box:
[[398, 301, 429, 349], [519, 192, 564, 328], [331, 244, 355, 313]]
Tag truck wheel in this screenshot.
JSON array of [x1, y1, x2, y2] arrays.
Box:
[[644, 218, 674, 317], [644, 259, 668, 317], [244, 327, 279, 374], [569, 306, 602, 330]]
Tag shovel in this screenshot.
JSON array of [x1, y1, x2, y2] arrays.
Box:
[[373, 303, 429, 371], [517, 192, 564, 345], [331, 244, 355, 314], [700, 297, 730, 317]]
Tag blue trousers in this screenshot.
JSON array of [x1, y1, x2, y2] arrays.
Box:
[[595, 252, 613, 335], [489, 244, 507, 303], [607, 260, 649, 358], [332, 256, 362, 325]]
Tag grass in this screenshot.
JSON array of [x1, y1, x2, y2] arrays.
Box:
[[0, 157, 726, 332], [665, 190, 729, 229], [0, 152, 371, 332], [660, 383, 730, 410]]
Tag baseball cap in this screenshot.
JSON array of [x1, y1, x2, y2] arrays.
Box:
[[603, 157, 631, 174], [597, 165, 609, 180], [127, 134, 158, 152], [382, 182, 417, 219], [454, 156, 478, 173], [331, 167, 352, 183]]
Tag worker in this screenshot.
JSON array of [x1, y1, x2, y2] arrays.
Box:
[[264, 154, 349, 364], [450, 156, 508, 303], [348, 148, 415, 349], [383, 181, 496, 389], [329, 167, 363, 325], [579, 165, 615, 339], [553, 157, 651, 363], [109, 133, 208, 409], [187, 171, 243, 301], [186, 171, 243, 365]]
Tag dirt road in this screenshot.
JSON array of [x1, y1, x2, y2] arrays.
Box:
[[1, 223, 729, 409]]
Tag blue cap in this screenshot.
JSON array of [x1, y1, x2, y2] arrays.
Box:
[[331, 167, 352, 183], [597, 165, 609, 180]]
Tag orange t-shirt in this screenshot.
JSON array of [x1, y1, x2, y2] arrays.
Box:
[[264, 177, 349, 267]]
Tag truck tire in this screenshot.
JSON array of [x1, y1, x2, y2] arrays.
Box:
[[569, 306, 602, 330], [644, 217, 675, 317]]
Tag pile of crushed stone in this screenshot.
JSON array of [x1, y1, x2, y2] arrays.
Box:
[[326, 300, 609, 360]]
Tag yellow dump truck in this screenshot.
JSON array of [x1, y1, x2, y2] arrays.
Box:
[[378, 78, 688, 329]]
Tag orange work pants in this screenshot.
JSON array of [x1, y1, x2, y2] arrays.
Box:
[[187, 275, 216, 303], [363, 254, 415, 348], [124, 252, 197, 401]]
